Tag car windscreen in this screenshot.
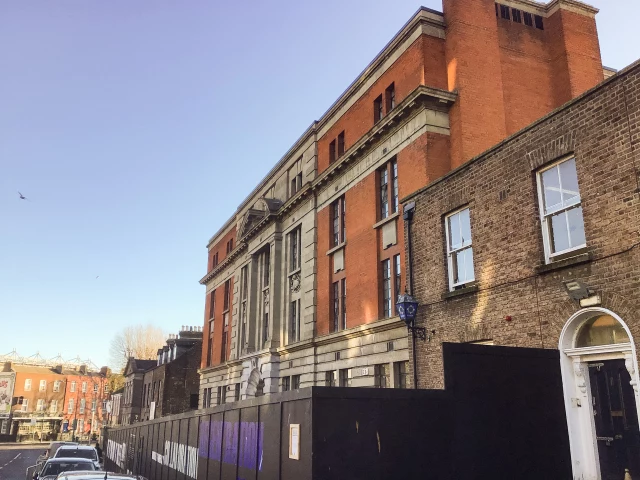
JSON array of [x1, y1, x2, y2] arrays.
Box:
[[41, 461, 95, 476], [55, 449, 97, 460]]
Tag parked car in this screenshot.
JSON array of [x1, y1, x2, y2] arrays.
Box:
[[53, 445, 100, 469], [41, 442, 79, 463], [55, 473, 147, 480], [29, 458, 96, 480]]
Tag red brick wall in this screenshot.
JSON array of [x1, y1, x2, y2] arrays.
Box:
[[397, 132, 451, 198], [11, 371, 66, 415], [344, 174, 380, 326], [203, 277, 235, 366], [497, 18, 556, 136], [444, 0, 508, 168], [62, 374, 108, 433], [444, 0, 603, 168], [548, 9, 603, 106], [207, 227, 237, 271], [317, 36, 446, 174]]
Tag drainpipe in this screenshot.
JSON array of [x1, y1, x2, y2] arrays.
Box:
[[403, 202, 418, 389]]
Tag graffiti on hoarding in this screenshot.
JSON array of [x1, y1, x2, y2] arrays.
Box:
[[106, 439, 127, 469], [0, 375, 14, 414], [199, 420, 264, 470], [152, 441, 197, 479]]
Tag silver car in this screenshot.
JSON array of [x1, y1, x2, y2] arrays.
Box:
[[30, 458, 96, 480], [55, 473, 147, 480], [53, 445, 101, 469]]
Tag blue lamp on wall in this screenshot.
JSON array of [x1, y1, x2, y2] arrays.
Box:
[[396, 291, 426, 340]]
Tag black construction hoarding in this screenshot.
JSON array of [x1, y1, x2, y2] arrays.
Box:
[[104, 343, 572, 480]]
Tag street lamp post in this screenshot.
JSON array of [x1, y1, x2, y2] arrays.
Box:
[[396, 291, 425, 389]]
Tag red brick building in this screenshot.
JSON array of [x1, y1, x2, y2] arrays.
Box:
[[199, 0, 608, 404], [61, 366, 110, 440], [402, 60, 640, 479], [0, 358, 112, 442]]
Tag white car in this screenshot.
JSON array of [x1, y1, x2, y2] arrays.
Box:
[[55, 473, 147, 480], [53, 446, 101, 469], [31, 458, 96, 480]]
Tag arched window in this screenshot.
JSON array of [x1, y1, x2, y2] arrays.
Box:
[[575, 314, 630, 348]]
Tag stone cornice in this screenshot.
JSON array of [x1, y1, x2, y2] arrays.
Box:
[[198, 318, 406, 374], [277, 184, 313, 217], [312, 85, 456, 194], [202, 8, 447, 251], [497, 0, 598, 17], [199, 243, 247, 285], [315, 9, 446, 133], [198, 85, 456, 280]]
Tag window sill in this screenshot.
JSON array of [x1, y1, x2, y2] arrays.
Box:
[[372, 211, 400, 230], [441, 284, 479, 300], [288, 268, 301, 278], [326, 242, 346, 256], [535, 251, 592, 274]]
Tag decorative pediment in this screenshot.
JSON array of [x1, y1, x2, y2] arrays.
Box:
[[238, 197, 283, 239], [123, 357, 136, 377]]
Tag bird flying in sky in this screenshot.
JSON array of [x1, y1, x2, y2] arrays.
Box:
[[18, 191, 29, 201]]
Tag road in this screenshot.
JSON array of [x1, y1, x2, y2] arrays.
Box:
[[0, 446, 44, 480]]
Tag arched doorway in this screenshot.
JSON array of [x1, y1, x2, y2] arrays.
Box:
[[559, 308, 640, 480]]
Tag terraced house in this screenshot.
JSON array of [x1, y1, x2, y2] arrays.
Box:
[[198, 0, 608, 405]]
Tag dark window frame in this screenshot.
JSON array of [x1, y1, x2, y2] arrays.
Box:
[[329, 139, 336, 163], [331, 279, 347, 332], [534, 14, 544, 30], [290, 298, 300, 343], [378, 158, 398, 220], [325, 371, 337, 387], [394, 361, 409, 389], [374, 363, 390, 388], [337, 131, 345, 158], [331, 196, 346, 247], [511, 8, 522, 23], [523, 11, 533, 26], [499, 4, 510, 20], [374, 94, 383, 123], [290, 227, 301, 272], [385, 83, 395, 112]]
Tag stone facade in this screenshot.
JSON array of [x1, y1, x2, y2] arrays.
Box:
[[403, 60, 640, 479], [121, 358, 156, 425], [199, 0, 608, 406], [140, 327, 202, 421]]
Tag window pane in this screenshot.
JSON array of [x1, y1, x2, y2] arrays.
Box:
[[567, 205, 586, 248], [464, 248, 475, 282], [550, 211, 570, 253], [558, 158, 580, 205], [380, 169, 388, 219], [459, 209, 472, 247], [453, 247, 474, 284], [382, 260, 391, 317], [392, 161, 398, 214], [448, 213, 461, 250], [454, 251, 465, 283], [394, 254, 401, 300], [541, 166, 562, 214]]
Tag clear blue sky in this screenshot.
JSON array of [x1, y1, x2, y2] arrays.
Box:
[[1, 0, 638, 368]]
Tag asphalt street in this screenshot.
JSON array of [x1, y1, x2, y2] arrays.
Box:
[[0, 446, 43, 480]]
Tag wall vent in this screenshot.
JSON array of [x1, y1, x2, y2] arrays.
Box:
[[387, 341, 394, 351]]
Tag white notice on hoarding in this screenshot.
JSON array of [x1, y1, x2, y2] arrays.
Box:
[[289, 424, 300, 460]]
